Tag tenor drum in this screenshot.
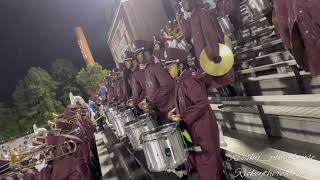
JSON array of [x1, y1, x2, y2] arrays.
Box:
[[124, 112, 157, 150], [140, 123, 188, 172]]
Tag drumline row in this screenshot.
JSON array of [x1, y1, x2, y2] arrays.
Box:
[[105, 107, 188, 173]]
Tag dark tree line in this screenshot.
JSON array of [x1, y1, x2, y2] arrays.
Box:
[[0, 59, 108, 142]]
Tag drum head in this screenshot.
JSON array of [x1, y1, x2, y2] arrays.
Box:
[[291, 23, 309, 71], [200, 43, 234, 76], [140, 123, 178, 143], [125, 112, 153, 129]]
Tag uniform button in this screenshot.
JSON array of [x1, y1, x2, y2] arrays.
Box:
[[305, 30, 309, 34], [299, 10, 303, 13]]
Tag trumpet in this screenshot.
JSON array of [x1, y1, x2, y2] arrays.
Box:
[[167, 20, 183, 41], [49, 111, 82, 126], [65, 112, 81, 123], [7, 140, 77, 172], [52, 112, 63, 119], [48, 119, 56, 129]]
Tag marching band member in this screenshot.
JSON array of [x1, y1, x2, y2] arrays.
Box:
[[179, 0, 235, 95], [273, 0, 320, 75], [131, 40, 148, 110], [115, 64, 130, 106], [165, 48, 223, 180], [109, 72, 118, 105], [272, 0, 290, 50], [153, 35, 166, 62], [134, 39, 176, 125], [123, 50, 139, 109], [123, 51, 136, 97], [216, 0, 242, 44], [98, 83, 107, 101], [179, 0, 224, 62], [105, 77, 115, 105]]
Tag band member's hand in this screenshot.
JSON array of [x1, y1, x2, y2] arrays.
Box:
[[142, 103, 153, 113], [171, 114, 182, 122], [138, 100, 145, 110], [126, 99, 134, 107], [167, 108, 176, 120]]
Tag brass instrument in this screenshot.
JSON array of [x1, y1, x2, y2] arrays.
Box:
[[48, 119, 56, 129], [65, 112, 81, 124], [167, 20, 183, 41], [8, 140, 77, 172], [52, 112, 63, 119], [200, 43, 235, 76], [49, 111, 82, 127]]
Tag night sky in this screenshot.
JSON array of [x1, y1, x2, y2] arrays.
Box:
[[0, 0, 116, 104]]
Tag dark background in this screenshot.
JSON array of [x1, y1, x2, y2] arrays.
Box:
[[0, 0, 117, 104]]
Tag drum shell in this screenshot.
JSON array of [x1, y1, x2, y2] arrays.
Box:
[[106, 108, 119, 126], [105, 108, 115, 126], [113, 114, 132, 137], [113, 115, 124, 137], [125, 113, 157, 150], [140, 125, 188, 172]]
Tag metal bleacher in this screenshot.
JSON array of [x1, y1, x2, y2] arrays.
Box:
[[211, 0, 320, 179], [94, 1, 320, 179]]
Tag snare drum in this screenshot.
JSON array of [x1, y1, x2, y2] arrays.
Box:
[[140, 123, 188, 172], [113, 114, 125, 137], [124, 112, 157, 150]]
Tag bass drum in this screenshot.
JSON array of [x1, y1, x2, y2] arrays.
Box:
[[140, 123, 188, 172]]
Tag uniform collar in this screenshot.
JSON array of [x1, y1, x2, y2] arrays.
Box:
[[139, 63, 147, 70], [177, 69, 194, 82]]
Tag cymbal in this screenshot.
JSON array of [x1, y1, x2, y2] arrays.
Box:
[[199, 43, 234, 76]]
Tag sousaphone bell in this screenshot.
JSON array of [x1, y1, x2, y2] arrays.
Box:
[[199, 44, 234, 76]]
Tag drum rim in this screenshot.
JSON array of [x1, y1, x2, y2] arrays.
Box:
[[140, 123, 178, 143], [124, 115, 152, 129]]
